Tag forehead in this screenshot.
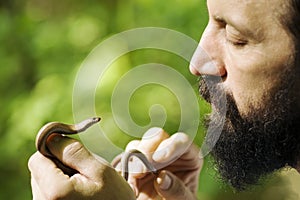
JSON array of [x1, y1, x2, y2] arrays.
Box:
[[207, 0, 288, 22], [207, 0, 290, 34]]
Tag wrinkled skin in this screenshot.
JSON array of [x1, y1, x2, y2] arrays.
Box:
[[28, 129, 202, 200], [190, 0, 300, 190], [28, 134, 135, 200], [113, 128, 202, 200], [28, 0, 300, 198]]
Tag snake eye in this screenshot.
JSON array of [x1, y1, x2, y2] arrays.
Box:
[[92, 117, 101, 122]]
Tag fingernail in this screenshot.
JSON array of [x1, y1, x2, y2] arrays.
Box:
[[153, 149, 167, 161], [157, 172, 172, 190], [143, 127, 162, 139]]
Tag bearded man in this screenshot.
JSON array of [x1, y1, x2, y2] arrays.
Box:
[[28, 0, 300, 199]]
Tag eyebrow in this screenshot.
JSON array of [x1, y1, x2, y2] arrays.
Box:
[[213, 15, 226, 24], [212, 14, 264, 41]]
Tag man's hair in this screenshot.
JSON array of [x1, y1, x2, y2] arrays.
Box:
[[290, 0, 300, 83], [286, 0, 300, 77], [289, 0, 300, 40]]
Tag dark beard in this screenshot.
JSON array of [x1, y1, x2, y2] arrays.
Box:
[[200, 72, 300, 191]]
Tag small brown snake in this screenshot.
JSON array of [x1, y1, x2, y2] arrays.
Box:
[[35, 117, 101, 175], [36, 117, 158, 180], [119, 149, 158, 181]]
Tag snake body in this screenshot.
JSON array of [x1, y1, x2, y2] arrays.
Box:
[[121, 149, 158, 181], [36, 117, 157, 180], [35, 117, 101, 175], [36, 117, 101, 158]]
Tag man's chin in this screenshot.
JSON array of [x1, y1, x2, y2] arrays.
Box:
[[208, 95, 300, 191]]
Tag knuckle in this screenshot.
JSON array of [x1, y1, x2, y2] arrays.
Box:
[[63, 141, 89, 162], [64, 141, 84, 156], [172, 132, 190, 143], [27, 154, 36, 170], [125, 140, 140, 151], [142, 127, 168, 140], [28, 152, 41, 171]]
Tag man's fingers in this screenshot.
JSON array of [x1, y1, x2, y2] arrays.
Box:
[[125, 140, 140, 151], [152, 132, 196, 164], [28, 151, 69, 183], [46, 134, 107, 178], [122, 128, 169, 178], [136, 127, 169, 155], [31, 176, 45, 200], [28, 152, 73, 199], [155, 170, 197, 200]]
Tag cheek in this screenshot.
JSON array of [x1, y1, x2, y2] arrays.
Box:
[[223, 46, 292, 114]]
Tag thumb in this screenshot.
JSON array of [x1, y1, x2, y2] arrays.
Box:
[[154, 170, 197, 200], [47, 134, 108, 177]]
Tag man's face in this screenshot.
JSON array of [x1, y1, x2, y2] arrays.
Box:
[[190, 0, 300, 190], [190, 0, 294, 114]]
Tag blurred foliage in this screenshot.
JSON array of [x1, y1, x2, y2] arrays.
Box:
[[0, 0, 299, 199]]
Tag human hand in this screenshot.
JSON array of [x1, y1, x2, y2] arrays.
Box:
[[113, 128, 203, 200], [28, 134, 135, 200]]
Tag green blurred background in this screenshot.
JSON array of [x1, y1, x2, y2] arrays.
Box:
[[1, 0, 300, 199]]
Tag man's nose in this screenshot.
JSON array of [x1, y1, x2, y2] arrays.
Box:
[[189, 28, 226, 77]]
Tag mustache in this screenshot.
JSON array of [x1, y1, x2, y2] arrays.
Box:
[[198, 75, 228, 113], [199, 75, 240, 158]]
